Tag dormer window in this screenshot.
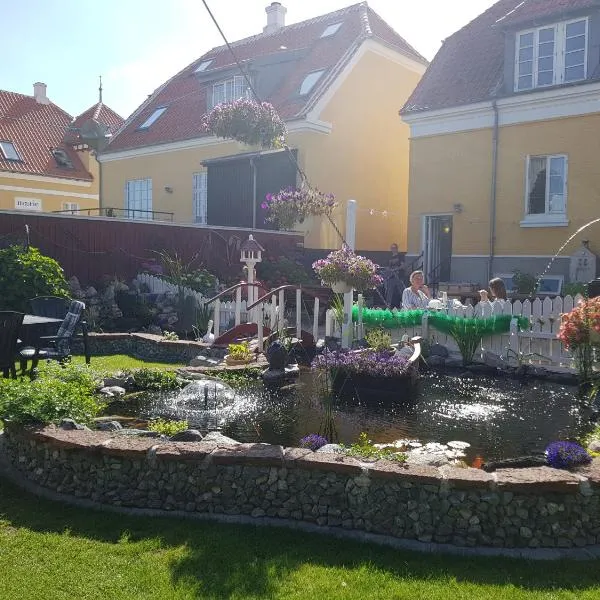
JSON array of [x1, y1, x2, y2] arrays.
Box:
[[515, 18, 587, 91], [138, 106, 167, 130], [299, 70, 325, 95], [0, 141, 20, 161], [210, 76, 247, 108], [52, 148, 73, 168], [195, 60, 213, 73], [321, 23, 342, 38]]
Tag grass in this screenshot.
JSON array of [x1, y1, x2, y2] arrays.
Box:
[[0, 477, 600, 599], [70, 354, 187, 373]]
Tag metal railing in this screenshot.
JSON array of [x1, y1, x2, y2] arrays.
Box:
[[51, 207, 174, 221]]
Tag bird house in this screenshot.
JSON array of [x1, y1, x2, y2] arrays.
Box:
[[240, 234, 264, 264]]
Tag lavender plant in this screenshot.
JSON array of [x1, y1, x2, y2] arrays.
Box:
[[299, 434, 329, 451], [545, 441, 592, 469], [312, 349, 410, 378]]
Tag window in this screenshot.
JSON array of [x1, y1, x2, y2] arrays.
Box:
[[137, 107, 167, 130], [193, 172, 208, 224], [299, 70, 325, 95], [195, 60, 213, 73], [522, 154, 568, 226], [0, 141, 20, 161], [515, 18, 587, 91], [321, 23, 342, 38], [125, 178, 152, 220], [62, 202, 79, 214], [210, 76, 247, 108]]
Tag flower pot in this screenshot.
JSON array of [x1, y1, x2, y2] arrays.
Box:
[[331, 280, 352, 294], [224, 354, 253, 366]]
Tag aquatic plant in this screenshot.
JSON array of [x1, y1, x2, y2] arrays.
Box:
[[545, 441, 591, 469], [312, 349, 410, 378], [147, 418, 189, 437], [343, 432, 407, 463], [299, 433, 329, 451]]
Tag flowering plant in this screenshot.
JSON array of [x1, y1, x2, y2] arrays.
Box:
[[262, 186, 337, 230], [299, 434, 329, 451], [312, 245, 383, 292], [545, 441, 592, 469], [201, 98, 286, 149], [312, 349, 410, 378], [557, 297, 600, 349]]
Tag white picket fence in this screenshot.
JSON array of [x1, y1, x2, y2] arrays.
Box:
[[326, 294, 587, 371]]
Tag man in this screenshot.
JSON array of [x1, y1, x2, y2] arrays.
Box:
[[384, 243, 406, 308]]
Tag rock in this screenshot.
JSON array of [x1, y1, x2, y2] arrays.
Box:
[[170, 429, 203, 442], [482, 455, 547, 472], [96, 420, 123, 432], [429, 344, 449, 358], [447, 441, 471, 450], [99, 386, 126, 397], [406, 452, 449, 467], [102, 376, 134, 390], [481, 350, 505, 368], [59, 418, 87, 430], [202, 431, 240, 445], [114, 429, 162, 438], [588, 440, 600, 452], [316, 444, 345, 454], [147, 325, 162, 336], [427, 355, 446, 367]]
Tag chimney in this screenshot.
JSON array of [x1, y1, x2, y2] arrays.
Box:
[[33, 82, 49, 105], [264, 2, 286, 33]]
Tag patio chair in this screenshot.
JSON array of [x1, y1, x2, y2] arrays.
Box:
[[20, 300, 90, 372], [0, 311, 25, 378], [29, 296, 71, 319]]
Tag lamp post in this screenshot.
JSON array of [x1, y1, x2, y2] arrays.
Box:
[[240, 234, 264, 323]]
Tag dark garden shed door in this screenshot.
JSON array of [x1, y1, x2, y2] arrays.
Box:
[[206, 150, 297, 229]]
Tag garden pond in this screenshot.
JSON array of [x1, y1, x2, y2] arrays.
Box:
[[110, 370, 596, 464]]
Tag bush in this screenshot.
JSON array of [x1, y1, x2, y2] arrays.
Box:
[[299, 434, 329, 451], [343, 432, 407, 462], [256, 256, 315, 287], [0, 245, 69, 311], [0, 362, 102, 425], [512, 270, 537, 296], [130, 368, 182, 391], [147, 418, 189, 436]]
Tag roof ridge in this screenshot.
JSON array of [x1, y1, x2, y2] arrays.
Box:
[[359, 1, 372, 37]]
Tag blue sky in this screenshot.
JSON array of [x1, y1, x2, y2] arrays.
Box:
[[1, 0, 496, 119]]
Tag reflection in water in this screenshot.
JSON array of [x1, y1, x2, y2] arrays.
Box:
[[139, 371, 593, 462]]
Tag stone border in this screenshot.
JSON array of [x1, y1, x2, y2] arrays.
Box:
[[3, 425, 600, 552]]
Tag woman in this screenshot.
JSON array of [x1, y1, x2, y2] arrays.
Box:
[[401, 270, 431, 310], [478, 277, 508, 307]]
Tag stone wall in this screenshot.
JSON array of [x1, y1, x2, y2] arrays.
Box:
[[3, 426, 600, 549]]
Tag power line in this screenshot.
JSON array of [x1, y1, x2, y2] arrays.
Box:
[[200, 0, 347, 246]]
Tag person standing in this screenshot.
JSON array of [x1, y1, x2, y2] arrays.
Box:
[[384, 243, 406, 308]]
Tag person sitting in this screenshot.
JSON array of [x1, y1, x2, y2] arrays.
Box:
[[402, 270, 431, 310], [384, 243, 406, 308], [478, 277, 508, 311]]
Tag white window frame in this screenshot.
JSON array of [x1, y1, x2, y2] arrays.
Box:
[[210, 76, 247, 108], [138, 107, 167, 130], [62, 202, 80, 214], [125, 178, 152, 220], [514, 18, 588, 91], [193, 171, 208, 225], [0, 140, 21, 161], [521, 154, 569, 228], [299, 70, 325, 95]]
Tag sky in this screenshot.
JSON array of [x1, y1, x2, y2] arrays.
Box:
[[1, 0, 497, 119]]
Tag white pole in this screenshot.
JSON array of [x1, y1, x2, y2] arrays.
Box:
[[270, 294, 277, 332], [257, 305, 264, 352], [342, 199, 357, 349], [313, 297, 320, 341], [296, 288, 302, 340], [325, 308, 332, 337], [235, 286, 242, 326], [213, 299, 221, 339], [279, 289, 285, 333], [358, 293, 364, 340], [247, 263, 255, 324]]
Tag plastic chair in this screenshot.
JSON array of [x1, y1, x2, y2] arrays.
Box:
[[0, 311, 25, 378], [29, 296, 71, 319]]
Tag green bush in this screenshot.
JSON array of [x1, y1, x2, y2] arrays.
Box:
[[130, 368, 181, 391], [563, 282, 588, 297], [343, 432, 407, 463], [0, 362, 102, 425], [147, 418, 189, 436], [0, 245, 69, 311], [512, 270, 537, 296]]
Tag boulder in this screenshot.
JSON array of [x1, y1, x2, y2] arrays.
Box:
[[96, 420, 123, 432], [170, 429, 203, 442], [202, 431, 240, 445]]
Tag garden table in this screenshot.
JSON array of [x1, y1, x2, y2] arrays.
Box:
[[20, 315, 62, 346]]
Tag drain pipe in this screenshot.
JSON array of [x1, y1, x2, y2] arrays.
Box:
[[250, 156, 258, 229], [488, 100, 499, 281]]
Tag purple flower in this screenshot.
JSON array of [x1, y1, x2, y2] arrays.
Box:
[[299, 434, 329, 451], [545, 441, 592, 469], [312, 348, 410, 378], [311, 245, 381, 291]]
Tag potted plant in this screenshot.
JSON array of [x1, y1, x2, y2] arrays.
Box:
[[225, 341, 255, 366], [312, 245, 383, 293], [262, 186, 337, 231], [201, 99, 287, 149]]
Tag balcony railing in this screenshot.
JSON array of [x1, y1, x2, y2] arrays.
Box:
[[51, 207, 174, 221]]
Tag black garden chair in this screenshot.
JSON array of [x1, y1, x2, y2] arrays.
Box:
[[0, 311, 25, 378], [20, 300, 90, 372], [29, 296, 71, 319]]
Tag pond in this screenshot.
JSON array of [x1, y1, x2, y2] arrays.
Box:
[[128, 371, 594, 463]]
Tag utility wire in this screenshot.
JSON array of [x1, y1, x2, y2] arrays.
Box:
[[200, 0, 347, 246]]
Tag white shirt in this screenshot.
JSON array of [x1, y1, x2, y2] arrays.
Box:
[[401, 287, 430, 310]]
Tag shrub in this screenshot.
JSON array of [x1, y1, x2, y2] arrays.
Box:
[[0, 245, 69, 311], [0, 362, 102, 425], [343, 432, 407, 463], [147, 418, 189, 436], [228, 341, 253, 361], [545, 441, 592, 469], [162, 331, 179, 341], [512, 270, 537, 296], [130, 368, 181, 391], [299, 434, 329, 451], [365, 328, 392, 352], [256, 256, 315, 287]]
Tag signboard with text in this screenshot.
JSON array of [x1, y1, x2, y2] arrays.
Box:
[[14, 197, 42, 211]]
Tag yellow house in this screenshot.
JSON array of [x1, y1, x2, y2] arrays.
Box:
[[99, 2, 427, 252], [0, 83, 122, 216], [401, 0, 600, 292]]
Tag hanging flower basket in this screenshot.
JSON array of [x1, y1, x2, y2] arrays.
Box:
[[312, 245, 383, 292], [262, 186, 337, 230], [330, 280, 352, 294], [201, 99, 287, 149]]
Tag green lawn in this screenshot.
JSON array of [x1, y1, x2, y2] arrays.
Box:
[[71, 354, 187, 373], [1, 477, 600, 600]]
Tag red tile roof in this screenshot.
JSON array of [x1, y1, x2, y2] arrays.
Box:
[[0, 90, 92, 181], [72, 102, 124, 136], [107, 2, 427, 153], [402, 0, 600, 114]]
